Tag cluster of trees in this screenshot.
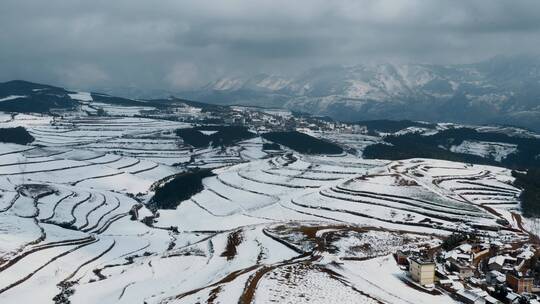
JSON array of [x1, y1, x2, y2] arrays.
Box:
[[441, 232, 472, 251], [262, 142, 281, 150], [0, 127, 34, 145], [364, 128, 540, 168], [261, 131, 343, 155], [512, 169, 540, 217], [176, 126, 255, 148], [148, 169, 214, 210]]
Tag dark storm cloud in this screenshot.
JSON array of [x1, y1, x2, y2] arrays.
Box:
[[1, 0, 540, 92]]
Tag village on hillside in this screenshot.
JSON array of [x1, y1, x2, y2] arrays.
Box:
[[397, 234, 540, 304]]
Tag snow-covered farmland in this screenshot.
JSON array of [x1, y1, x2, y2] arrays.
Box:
[[449, 140, 517, 162], [0, 110, 534, 304]]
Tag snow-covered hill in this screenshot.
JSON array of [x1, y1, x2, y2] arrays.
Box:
[[0, 79, 539, 303], [0, 103, 537, 303]]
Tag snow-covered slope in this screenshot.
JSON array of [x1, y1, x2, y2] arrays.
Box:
[[0, 109, 534, 303], [0, 82, 538, 304]]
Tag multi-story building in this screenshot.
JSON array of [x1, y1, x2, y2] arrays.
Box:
[[506, 271, 534, 294], [409, 257, 436, 285]]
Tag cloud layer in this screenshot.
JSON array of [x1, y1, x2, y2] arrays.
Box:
[[1, 0, 540, 92]]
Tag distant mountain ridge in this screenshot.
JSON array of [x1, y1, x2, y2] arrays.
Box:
[[0, 79, 222, 114], [180, 55, 540, 131]]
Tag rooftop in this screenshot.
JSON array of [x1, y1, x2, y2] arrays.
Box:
[[410, 257, 435, 265]]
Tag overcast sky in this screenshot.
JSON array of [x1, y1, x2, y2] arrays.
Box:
[[1, 0, 540, 92]]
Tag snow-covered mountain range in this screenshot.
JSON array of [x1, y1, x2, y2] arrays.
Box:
[[182, 55, 540, 131]]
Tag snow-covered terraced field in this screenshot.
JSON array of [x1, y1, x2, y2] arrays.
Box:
[[147, 154, 528, 303], [0, 111, 535, 304], [449, 140, 518, 162], [308, 130, 382, 156]]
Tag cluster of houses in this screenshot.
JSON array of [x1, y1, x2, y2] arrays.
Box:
[[219, 106, 368, 134], [396, 240, 539, 304], [116, 98, 374, 136]]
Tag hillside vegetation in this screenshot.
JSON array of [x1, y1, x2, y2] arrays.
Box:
[[176, 126, 255, 148], [0, 127, 34, 145], [513, 169, 540, 217], [261, 131, 343, 154], [149, 169, 215, 210], [364, 128, 540, 169]]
